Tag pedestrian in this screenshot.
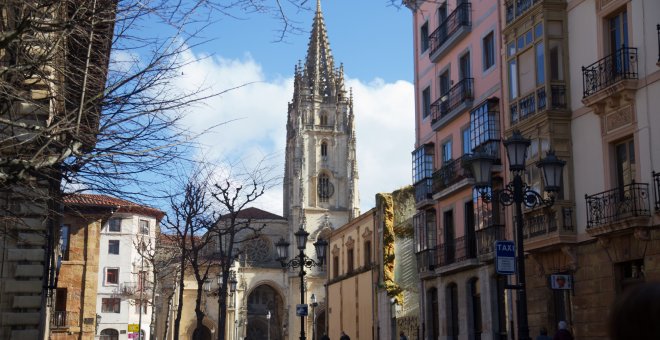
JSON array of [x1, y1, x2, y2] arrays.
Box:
[[609, 282, 660, 340], [320, 333, 330, 340], [536, 327, 552, 340], [399, 331, 408, 340], [553, 321, 574, 340], [340, 331, 350, 340]]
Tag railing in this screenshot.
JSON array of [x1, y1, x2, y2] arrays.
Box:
[[582, 47, 638, 98], [429, 3, 472, 56], [505, 0, 541, 24], [475, 224, 505, 255], [585, 182, 650, 228], [437, 236, 477, 267], [414, 178, 433, 203], [432, 155, 473, 193], [51, 311, 79, 329], [430, 78, 474, 122], [653, 171, 660, 211], [118, 281, 151, 296], [416, 248, 437, 272], [510, 84, 566, 125], [522, 211, 557, 239]]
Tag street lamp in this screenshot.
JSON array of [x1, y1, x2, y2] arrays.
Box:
[[266, 310, 271, 340], [310, 294, 318, 340], [469, 130, 565, 340], [275, 225, 328, 340]]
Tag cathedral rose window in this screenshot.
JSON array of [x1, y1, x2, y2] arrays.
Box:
[[245, 236, 273, 263]]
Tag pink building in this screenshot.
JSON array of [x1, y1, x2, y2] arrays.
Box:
[[408, 1, 509, 339]]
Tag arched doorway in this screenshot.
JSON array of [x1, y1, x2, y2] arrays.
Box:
[[191, 325, 212, 340], [99, 329, 119, 340], [246, 284, 283, 340], [315, 309, 327, 338]]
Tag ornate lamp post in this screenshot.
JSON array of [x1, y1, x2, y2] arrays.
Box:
[[469, 131, 565, 340], [310, 294, 318, 340], [275, 226, 328, 340]]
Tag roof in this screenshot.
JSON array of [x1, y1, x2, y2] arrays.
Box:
[[63, 194, 165, 220], [220, 207, 285, 221]]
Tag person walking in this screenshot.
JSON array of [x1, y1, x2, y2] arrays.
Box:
[[320, 333, 330, 340], [399, 331, 408, 340], [340, 331, 350, 340], [553, 321, 574, 340], [536, 327, 552, 340]]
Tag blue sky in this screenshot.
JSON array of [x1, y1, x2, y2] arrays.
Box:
[[149, 1, 416, 215]]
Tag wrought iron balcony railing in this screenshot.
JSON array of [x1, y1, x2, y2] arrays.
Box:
[[505, 0, 540, 24], [653, 171, 660, 211], [582, 47, 638, 98], [414, 178, 433, 204], [585, 182, 651, 229], [437, 235, 477, 267], [432, 155, 473, 193], [475, 224, 505, 256], [429, 3, 472, 57], [51, 311, 79, 329], [510, 84, 566, 125], [117, 281, 151, 297], [416, 247, 437, 272], [430, 78, 474, 123]]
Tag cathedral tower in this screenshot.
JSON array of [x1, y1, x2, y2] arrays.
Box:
[[283, 0, 360, 234]]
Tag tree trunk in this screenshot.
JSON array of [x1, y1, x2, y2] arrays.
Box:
[[173, 256, 186, 340], [193, 283, 205, 340], [162, 292, 174, 340], [217, 268, 229, 340]]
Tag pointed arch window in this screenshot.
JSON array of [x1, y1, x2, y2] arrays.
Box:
[[318, 174, 334, 202], [321, 141, 328, 160], [320, 114, 328, 126]]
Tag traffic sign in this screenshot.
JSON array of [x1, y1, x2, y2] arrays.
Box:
[[128, 324, 140, 333], [495, 240, 516, 275], [296, 304, 308, 316]]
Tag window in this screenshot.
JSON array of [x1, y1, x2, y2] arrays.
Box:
[[439, 70, 450, 96], [318, 174, 333, 202], [465, 201, 476, 257], [460, 52, 471, 80], [483, 32, 495, 70], [100, 329, 119, 340], [608, 10, 628, 53], [135, 300, 148, 314], [470, 98, 500, 156], [444, 210, 455, 263], [320, 113, 328, 126], [462, 128, 471, 155], [412, 144, 434, 184], [428, 287, 439, 340], [615, 138, 636, 189], [422, 86, 431, 118], [347, 248, 354, 273], [101, 298, 121, 313], [446, 283, 459, 339], [536, 43, 545, 85], [105, 268, 119, 285], [420, 22, 429, 53], [139, 220, 149, 235], [414, 210, 437, 253], [55, 288, 67, 312], [108, 240, 119, 255], [333, 256, 339, 278], [442, 140, 452, 164], [616, 259, 645, 293], [137, 271, 147, 291], [364, 241, 371, 266], [321, 141, 328, 158], [59, 225, 70, 261], [508, 60, 518, 100], [108, 218, 121, 232]]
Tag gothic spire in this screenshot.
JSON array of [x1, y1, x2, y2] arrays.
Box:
[[304, 0, 337, 98]]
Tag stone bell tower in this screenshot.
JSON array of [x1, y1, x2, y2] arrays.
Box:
[[282, 0, 360, 337]]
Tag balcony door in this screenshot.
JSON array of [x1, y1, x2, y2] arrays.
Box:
[[444, 210, 455, 263], [465, 201, 476, 257], [614, 138, 635, 189], [608, 10, 628, 53], [460, 52, 471, 80]]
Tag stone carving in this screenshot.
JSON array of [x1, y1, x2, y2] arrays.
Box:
[[606, 106, 633, 132]]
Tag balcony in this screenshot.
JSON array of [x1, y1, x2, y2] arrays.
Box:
[[522, 205, 576, 251], [116, 281, 151, 297], [429, 2, 471, 62], [416, 248, 437, 274], [432, 155, 473, 197], [50, 311, 79, 329], [505, 0, 541, 25], [475, 224, 505, 259], [510, 84, 566, 125], [585, 182, 651, 236], [582, 47, 638, 104], [654, 171, 660, 211], [414, 178, 433, 207], [431, 78, 474, 130], [436, 236, 478, 274]]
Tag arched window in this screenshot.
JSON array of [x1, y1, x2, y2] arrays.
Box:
[[446, 283, 459, 339], [318, 174, 333, 202], [100, 329, 119, 340], [321, 141, 328, 158], [320, 114, 328, 126], [468, 278, 482, 339]]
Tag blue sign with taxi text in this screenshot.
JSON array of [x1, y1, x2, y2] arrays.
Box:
[[495, 240, 516, 275]]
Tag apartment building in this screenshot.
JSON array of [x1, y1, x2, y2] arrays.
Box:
[[408, 1, 508, 339]]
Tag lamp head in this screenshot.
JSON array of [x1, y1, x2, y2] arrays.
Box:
[[275, 237, 290, 262], [537, 150, 566, 193], [503, 130, 531, 172]]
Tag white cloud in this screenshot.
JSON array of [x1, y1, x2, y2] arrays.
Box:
[[176, 51, 414, 216]]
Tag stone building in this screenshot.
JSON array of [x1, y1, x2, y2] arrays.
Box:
[[0, 2, 114, 339]]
